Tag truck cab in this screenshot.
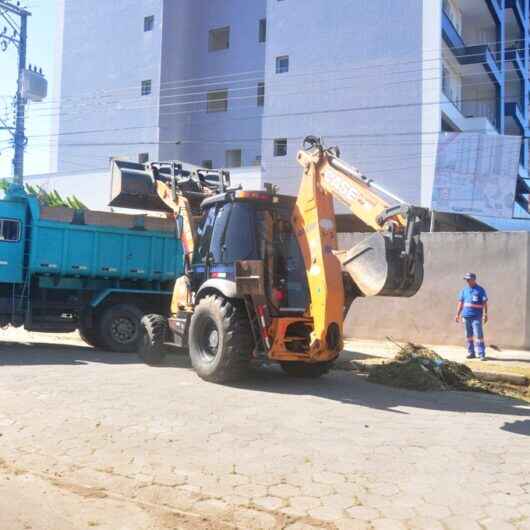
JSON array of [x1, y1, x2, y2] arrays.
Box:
[[0, 198, 25, 285]]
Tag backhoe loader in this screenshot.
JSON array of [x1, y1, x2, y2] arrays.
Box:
[[110, 137, 428, 382]]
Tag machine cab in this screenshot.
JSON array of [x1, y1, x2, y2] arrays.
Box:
[[191, 192, 309, 313], [0, 199, 25, 284]]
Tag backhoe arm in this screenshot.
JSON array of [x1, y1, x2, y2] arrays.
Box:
[[293, 137, 427, 355]]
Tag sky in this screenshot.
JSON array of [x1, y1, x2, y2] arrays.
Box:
[[0, 1, 58, 178]]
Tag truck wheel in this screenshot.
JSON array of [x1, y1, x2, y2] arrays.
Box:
[[79, 325, 104, 350], [139, 314, 168, 365], [189, 295, 253, 383], [98, 304, 144, 353], [280, 361, 333, 378]]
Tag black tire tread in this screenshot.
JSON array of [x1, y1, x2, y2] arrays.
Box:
[[139, 314, 168, 365], [189, 295, 253, 383]]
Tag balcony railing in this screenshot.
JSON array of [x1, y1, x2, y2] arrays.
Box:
[[442, 9, 465, 49]]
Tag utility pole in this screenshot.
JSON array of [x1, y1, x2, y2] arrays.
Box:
[[0, 1, 44, 187]]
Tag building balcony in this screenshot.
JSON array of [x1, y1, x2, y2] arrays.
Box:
[[506, 0, 527, 33], [515, 177, 530, 211], [505, 101, 527, 133], [442, 11, 501, 86], [442, 8, 465, 49], [456, 45, 501, 85], [485, 0, 502, 22], [441, 92, 497, 132], [506, 46, 526, 81]]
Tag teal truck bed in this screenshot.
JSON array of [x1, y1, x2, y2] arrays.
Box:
[[0, 187, 184, 352]]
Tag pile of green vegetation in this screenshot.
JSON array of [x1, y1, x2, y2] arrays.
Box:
[[367, 343, 476, 391], [0, 179, 87, 209]]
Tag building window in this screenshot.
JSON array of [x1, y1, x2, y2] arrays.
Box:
[[144, 15, 154, 32], [207, 89, 228, 113], [209, 26, 230, 52], [0, 219, 20, 242], [225, 149, 242, 168], [259, 18, 267, 43], [141, 80, 152, 96], [276, 56, 289, 74], [273, 138, 287, 157], [202, 160, 213, 169], [257, 82, 265, 107], [138, 153, 149, 164]]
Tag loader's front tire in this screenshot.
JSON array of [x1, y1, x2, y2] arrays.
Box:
[[138, 314, 168, 365], [280, 361, 333, 378], [189, 295, 253, 383]]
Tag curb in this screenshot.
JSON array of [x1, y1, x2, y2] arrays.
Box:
[[473, 370, 529, 387]]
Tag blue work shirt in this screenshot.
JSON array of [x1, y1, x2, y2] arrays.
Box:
[[458, 285, 488, 318]]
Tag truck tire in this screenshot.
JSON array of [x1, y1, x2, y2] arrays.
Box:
[[79, 324, 104, 350], [280, 361, 333, 378], [98, 304, 144, 353], [189, 295, 253, 383], [138, 314, 168, 365]]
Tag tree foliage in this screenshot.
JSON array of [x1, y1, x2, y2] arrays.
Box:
[[0, 179, 87, 209]]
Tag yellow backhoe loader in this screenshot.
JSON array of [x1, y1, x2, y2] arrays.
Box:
[[110, 137, 427, 382]]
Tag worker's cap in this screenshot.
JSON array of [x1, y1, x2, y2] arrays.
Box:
[[463, 272, 476, 280]]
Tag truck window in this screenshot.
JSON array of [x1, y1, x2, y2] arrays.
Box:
[[0, 220, 20, 242]]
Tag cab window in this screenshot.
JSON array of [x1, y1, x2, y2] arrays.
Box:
[[0, 219, 20, 242], [221, 203, 258, 263], [192, 207, 216, 264]]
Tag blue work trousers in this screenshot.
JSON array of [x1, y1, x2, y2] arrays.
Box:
[[464, 317, 485, 357]]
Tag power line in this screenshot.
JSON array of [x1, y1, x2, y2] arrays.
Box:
[[14, 41, 526, 115]]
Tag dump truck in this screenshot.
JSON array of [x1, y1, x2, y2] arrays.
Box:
[[111, 137, 428, 382], [0, 184, 184, 352]]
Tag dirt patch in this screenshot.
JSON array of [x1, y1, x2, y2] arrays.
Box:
[[341, 343, 530, 401]]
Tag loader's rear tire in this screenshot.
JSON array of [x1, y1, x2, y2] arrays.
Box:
[[280, 361, 333, 378], [98, 304, 144, 353], [139, 314, 168, 365], [189, 295, 253, 383], [79, 324, 104, 350]]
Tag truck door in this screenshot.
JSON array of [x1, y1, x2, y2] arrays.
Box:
[[0, 201, 25, 284]]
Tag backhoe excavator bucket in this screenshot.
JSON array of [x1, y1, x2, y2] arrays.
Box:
[[109, 160, 171, 212], [340, 231, 424, 298]]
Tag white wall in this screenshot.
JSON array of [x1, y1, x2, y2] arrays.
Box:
[[158, 0, 266, 169], [261, 0, 431, 206], [55, 0, 164, 172]]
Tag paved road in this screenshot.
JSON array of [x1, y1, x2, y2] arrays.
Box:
[[1, 331, 530, 530]]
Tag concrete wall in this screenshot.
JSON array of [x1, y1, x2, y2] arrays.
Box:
[[339, 231, 530, 349]]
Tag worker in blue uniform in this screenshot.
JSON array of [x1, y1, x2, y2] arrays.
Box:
[[455, 273, 488, 360]]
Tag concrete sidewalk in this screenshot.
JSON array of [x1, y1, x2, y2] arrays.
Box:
[[343, 338, 530, 379]]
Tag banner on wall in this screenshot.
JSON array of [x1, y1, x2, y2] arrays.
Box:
[[432, 132, 521, 219]]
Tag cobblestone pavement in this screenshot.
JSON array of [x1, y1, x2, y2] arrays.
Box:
[[1, 330, 530, 530]]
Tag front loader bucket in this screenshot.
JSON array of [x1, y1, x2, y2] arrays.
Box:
[[109, 160, 172, 212], [340, 232, 424, 298]]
